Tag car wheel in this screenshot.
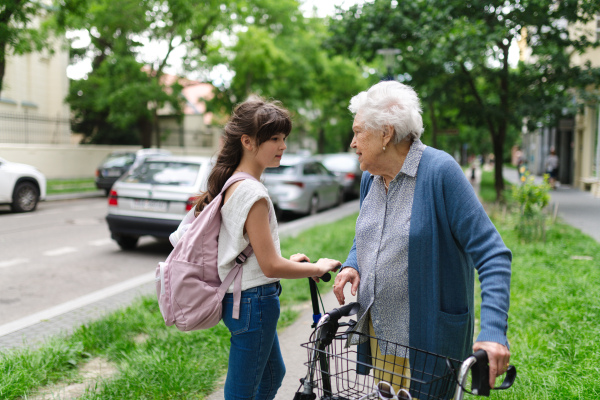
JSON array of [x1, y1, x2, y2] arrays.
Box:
[[309, 194, 319, 215], [115, 235, 139, 250], [11, 182, 39, 212], [273, 204, 283, 220], [336, 188, 344, 206]]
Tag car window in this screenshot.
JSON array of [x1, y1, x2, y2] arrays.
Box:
[[102, 153, 136, 168], [303, 163, 320, 176], [123, 161, 201, 186], [315, 162, 331, 176], [265, 165, 296, 175]]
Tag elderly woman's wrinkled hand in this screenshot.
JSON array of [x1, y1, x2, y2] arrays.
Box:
[[472, 341, 511, 389], [333, 267, 360, 305]]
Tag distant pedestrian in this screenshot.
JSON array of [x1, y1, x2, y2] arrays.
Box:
[[191, 97, 341, 399], [545, 148, 559, 189]]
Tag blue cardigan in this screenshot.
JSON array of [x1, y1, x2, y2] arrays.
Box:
[[344, 146, 512, 362]]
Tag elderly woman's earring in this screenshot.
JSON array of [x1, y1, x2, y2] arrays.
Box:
[[383, 146, 386, 152]]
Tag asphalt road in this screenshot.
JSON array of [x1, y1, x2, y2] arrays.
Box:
[[0, 197, 174, 325]]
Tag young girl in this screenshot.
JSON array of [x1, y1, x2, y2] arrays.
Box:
[[193, 97, 341, 400]]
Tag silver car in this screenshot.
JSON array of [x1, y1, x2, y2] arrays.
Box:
[[105, 156, 213, 250], [316, 153, 362, 199], [263, 155, 343, 216]]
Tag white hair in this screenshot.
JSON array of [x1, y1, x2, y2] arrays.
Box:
[[349, 81, 423, 143]]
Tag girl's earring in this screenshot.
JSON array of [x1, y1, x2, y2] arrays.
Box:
[[383, 146, 386, 152]]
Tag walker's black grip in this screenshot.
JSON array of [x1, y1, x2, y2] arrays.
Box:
[[326, 302, 360, 321], [471, 349, 491, 396], [320, 272, 331, 282]]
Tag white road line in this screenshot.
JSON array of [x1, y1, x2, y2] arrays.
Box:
[[0, 258, 30, 269], [43, 247, 78, 256], [0, 272, 156, 337], [88, 238, 113, 247]]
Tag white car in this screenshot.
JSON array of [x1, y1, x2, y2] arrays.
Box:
[[0, 157, 47, 212], [105, 155, 213, 250]]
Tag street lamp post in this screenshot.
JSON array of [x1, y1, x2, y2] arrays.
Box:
[[376, 48, 401, 81]]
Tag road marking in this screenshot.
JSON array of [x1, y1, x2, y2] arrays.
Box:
[[43, 247, 78, 256], [88, 238, 113, 246], [0, 272, 156, 337], [0, 258, 30, 269]]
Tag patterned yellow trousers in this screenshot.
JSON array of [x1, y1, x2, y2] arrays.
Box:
[[368, 317, 411, 394]]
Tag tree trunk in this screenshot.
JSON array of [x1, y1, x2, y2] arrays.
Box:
[[317, 126, 325, 154], [139, 117, 153, 148], [0, 43, 6, 95], [428, 99, 438, 148], [493, 127, 506, 202]]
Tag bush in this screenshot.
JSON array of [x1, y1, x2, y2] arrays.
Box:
[[511, 173, 551, 241]]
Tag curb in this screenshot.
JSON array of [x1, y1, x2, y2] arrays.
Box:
[[0, 200, 360, 350], [45, 191, 105, 201]]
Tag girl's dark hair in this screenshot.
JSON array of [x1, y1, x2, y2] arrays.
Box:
[[194, 97, 292, 213]]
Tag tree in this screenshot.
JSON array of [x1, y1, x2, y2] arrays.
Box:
[[64, 0, 251, 145], [328, 0, 600, 200], [207, 7, 368, 153]]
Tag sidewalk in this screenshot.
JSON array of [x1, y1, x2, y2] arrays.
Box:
[[503, 167, 600, 243]]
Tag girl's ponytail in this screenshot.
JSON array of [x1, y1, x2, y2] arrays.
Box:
[[193, 96, 291, 214]]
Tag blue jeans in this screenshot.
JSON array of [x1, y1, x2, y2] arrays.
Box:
[[222, 282, 285, 400]]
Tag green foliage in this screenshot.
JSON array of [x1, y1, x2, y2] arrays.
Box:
[[327, 0, 600, 196], [511, 173, 551, 241], [207, 8, 369, 153]]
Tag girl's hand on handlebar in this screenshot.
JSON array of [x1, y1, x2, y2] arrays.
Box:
[[473, 341, 510, 389], [313, 258, 341, 282], [290, 253, 310, 263], [333, 267, 360, 305]]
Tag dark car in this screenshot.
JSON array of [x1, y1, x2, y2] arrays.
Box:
[[316, 153, 362, 199], [95, 149, 171, 195]]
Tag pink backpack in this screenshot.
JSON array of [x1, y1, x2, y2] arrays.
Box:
[[155, 173, 257, 331]]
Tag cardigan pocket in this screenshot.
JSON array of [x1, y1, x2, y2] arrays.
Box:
[[435, 310, 470, 360]]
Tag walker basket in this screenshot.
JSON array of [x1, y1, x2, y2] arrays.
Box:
[[298, 331, 461, 400]]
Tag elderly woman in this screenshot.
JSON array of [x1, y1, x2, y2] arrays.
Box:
[[333, 81, 511, 391]]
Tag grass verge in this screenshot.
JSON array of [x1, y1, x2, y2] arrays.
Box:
[[0, 213, 358, 399], [2, 191, 600, 399], [46, 178, 97, 195]]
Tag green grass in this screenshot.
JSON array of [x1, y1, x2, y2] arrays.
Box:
[[0, 214, 359, 400], [482, 217, 600, 400], [46, 178, 97, 195], [2, 202, 600, 399]]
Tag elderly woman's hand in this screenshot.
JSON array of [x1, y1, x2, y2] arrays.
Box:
[[472, 341, 511, 389], [333, 267, 360, 305]]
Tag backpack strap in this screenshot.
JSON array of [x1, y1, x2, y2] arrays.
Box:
[[217, 245, 253, 319]]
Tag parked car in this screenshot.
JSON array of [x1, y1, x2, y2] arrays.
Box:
[[316, 153, 362, 199], [105, 155, 213, 250], [0, 157, 47, 212], [262, 154, 343, 216], [95, 148, 172, 195]]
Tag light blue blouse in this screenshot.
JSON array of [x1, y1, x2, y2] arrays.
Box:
[[352, 140, 425, 353]]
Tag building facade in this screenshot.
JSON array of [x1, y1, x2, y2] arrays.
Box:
[[521, 16, 600, 194], [0, 36, 71, 145]]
